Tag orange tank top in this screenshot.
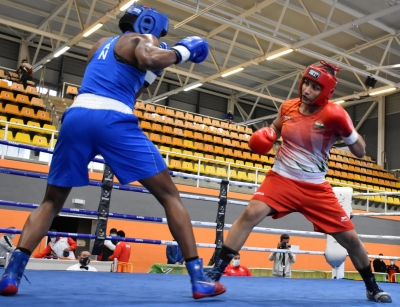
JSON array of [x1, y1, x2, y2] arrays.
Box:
[[276, 98, 338, 174]]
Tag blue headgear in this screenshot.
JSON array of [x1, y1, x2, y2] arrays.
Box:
[[119, 5, 169, 38]]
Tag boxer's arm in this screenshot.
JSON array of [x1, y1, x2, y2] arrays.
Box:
[[271, 106, 282, 139], [347, 134, 366, 158]]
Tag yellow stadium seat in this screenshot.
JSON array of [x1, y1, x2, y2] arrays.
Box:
[[159, 146, 170, 156], [203, 143, 214, 153], [184, 113, 194, 122], [162, 125, 173, 135], [245, 162, 254, 169], [214, 146, 224, 155], [231, 140, 240, 148], [134, 110, 144, 119], [175, 111, 185, 120], [247, 172, 256, 182], [1, 91, 16, 103], [169, 159, 182, 171], [30, 97, 45, 109], [184, 129, 194, 139], [236, 159, 245, 168], [234, 150, 243, 159], [32, 135, 48, 147], [257, 173, 266, 183], [183, 161, 195, 173], [237, 171, 248, 181], [25, 86, 39, 97], [193, 151, 204, 160], [223, 147, 234, 157], [14, 132, 31, 144], [164, 109, 175, 118], [229, 169, 239, 180], [222, 138, 232, 147], [183, 140, 194, 149], [172, 138, 184, 148], [193, 132, 203, 140], [15, 94, 30, 106], [203, 117, 211, 125], [4, 104, 20, 117], [193, 163, 205, 175], [145, 104, 156, 113], [212, 136, 222, 144], [215, 156, 225, 164], [43, 124, 57, 135], [135, 101, 145, 110], [211, 119, 221, 127], [66, 86, 78, 96], [151, 123, 162, 132], [9, 118, 26, 130], [140, 120, 151, 130], [36, 110, 52, 122], [170, 147, 182, 158], [0, 129, 13, 141], [149, 133, 161, 144], [0, 115, 7, 126], [173, 128, 184, 137], [220, 121, 229, 129], [0, 80, 10, 91], [161, 135, 173, 146], [204, 165, 216, 176], [216, 167, 228, 178], [193, 115, 203, 124]]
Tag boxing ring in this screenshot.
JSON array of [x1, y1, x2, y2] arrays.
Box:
[[1, 140, 400, 306]]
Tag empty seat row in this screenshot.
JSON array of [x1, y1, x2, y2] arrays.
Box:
[[0, 130, 56, 148], [135, 102, 252, 134], [0, 116, 57, 135], [0, 82, 39, 97], [0, 104, 51, 122]]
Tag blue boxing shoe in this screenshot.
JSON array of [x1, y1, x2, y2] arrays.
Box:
[[186, 258, 226, 299], [0, 249, 30, 296]]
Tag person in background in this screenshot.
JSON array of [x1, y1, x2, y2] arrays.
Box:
[[224, 110, 234, 123], [166, 240, 184, 264], [387, 260, 400, 283], [0, 227, 16, 267], [223, 254, 251, 277], [101, 228, 117, 261], [67, 250, 97, 272], [109, 230, 131, 263], [16, 59, 33, 89], [268, 234, 296, 278], [33, 229, 76, 259], [372, 253, 387, 273]]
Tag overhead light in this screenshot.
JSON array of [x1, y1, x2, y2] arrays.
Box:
[[54, 46, 70, 58], [153, 96, 168, 102], [369, 87, 396, 96], [120, 0, 137, 11], [266, 49, 293, 60], [334, 100, 345, 104], [46, 59, 51, 63], [366, 63, 400, 71], [184, 83, 203, 91], [221, 67, 244, 78], [83, 23, 103, 37], [33, 65, 43, 73]]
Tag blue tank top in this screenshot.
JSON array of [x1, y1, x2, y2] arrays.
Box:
[[78, 35, 145, 109]]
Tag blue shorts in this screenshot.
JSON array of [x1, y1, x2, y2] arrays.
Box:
[[48, 107, 167, 187]]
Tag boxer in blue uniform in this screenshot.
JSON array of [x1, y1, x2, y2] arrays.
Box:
[[0, 5, 225, 299]]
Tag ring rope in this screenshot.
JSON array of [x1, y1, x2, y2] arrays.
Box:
[[1, 199, 399, 241]]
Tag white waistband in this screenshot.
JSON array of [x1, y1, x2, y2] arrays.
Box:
[[69, 94, 133, 114], [272, 160, 326, 184]]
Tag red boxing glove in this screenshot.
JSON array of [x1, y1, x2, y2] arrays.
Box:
[[322, 103, 359, 145], [248, 127, 276, 155]]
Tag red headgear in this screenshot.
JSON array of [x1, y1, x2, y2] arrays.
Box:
[[298, 60, 340, 106]]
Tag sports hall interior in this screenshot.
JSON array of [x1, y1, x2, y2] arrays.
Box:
[[0, 0, 399, 277]]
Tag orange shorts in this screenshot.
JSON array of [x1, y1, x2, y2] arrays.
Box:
[[251, 170, 354, 234]]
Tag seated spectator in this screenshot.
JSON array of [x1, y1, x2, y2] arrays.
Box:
[[0, 227, 16, 267], [224, 110, 234, 123], [101, 228, 117, 261], [16, 59, 33, 89], [109, 230, 131, 263], [34, 229, 76, 259], [67, 250, 97, 272], [223, 254, 251, 276], [166, 240, 184, 264], [387, 260, 400, 282], [372, 253, 387, 273]]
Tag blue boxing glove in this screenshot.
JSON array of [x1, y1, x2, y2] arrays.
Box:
[[144, 42, 171, 88], [171, 36, 209, 64]]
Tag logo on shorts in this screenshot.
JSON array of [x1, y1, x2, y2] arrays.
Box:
[[283, 115, 291, 122], [340, 216, 350, 222], [314, 122, 325, 130], [255, 192, 264, 196]]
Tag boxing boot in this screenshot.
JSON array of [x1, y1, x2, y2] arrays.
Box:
[[205, 256, 231, 282], [0, 249, 30, 295], [365, 277, 392, 303], [186, 258, 226, 299]]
